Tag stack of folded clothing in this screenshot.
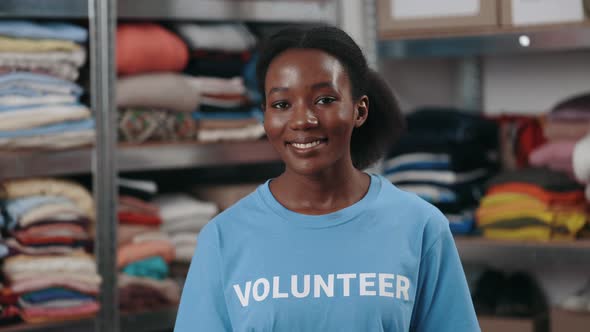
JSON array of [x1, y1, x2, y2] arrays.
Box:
[[116, 23, 198, 144], [0, 21, 94, 150], [154, 194, 218, 263], [530, 93, 590, 176], [175, 23, 265, 143], [385, 108, 499, 234], [476, 168, 587, 241], [116, 178, 179, 313], [0, 178, 100, 323]]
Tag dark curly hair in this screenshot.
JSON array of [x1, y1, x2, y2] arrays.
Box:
[[256, 25, 405, 170]]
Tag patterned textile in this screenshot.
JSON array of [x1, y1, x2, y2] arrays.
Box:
[[118, 108, 197, 144]]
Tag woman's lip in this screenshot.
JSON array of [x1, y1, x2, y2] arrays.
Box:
[[287, 139, 327, 153]]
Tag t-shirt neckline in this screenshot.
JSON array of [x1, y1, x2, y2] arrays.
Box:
[[257, 173, 382, 229]]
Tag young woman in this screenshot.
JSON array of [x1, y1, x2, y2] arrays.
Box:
[[174, 26, 479, 332]]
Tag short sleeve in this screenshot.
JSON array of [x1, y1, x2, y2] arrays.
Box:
[[409, 214, 480, 332], [174, 223, 232, 331]]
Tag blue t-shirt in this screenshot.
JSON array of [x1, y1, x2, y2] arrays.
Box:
[[174, 174, 479, 332]]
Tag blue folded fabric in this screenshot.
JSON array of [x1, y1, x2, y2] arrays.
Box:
[[122, 256, 169, 280], [0, 196, 71, 230], [0, 118, 94, 138], [384, 161, 451, 174], [192, 108, 263, 121], [0, 102, 82, 113], [0, 72, 83, 95], [21, 288, 94, 304], [0, 20, 87, 42]]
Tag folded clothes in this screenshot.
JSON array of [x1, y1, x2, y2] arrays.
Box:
[[13, 223, 88, 238], [117, 23, 188, 75], [118, 274, 180, 304], [0, 20, 87, 42], [119, 195, 160, 215], [486, 184, 585, 206], [198, 118, 260, 130], [174, 244, 197, 263], [131, 231, 170, 244], [396, 184, 458, 203], [0, 50, 85, 81], [118, 108, 197, 144], [122, 256, 169, 280], [574, 133, 590, 183], [0, 195, 70, 229], [184, 76, 245, 95], [0, 72, 83, 96], [160, 217, 211, 234], [0, 36, 82, 53], [175, 23, 256, 52], [486, 168, 583, 192], [21, 287, 94, 304], [197, 123, 265, 142], [119, 283, 174, 313], [0, 129, 94, 150], [117, 240, 175, 268], [20, 301, 99, 323], [192, 109, 262, 121], [118, 211, 162, 226], [0, 94, 77, 108], [19, 297, 92, 309], [3, 252, 96, 278], [118, 224, 158, 247], [0, 103, 90, 131], [185, 50, 250, 78], [0, 118, 94, 139], [155, 194, 218, 222], [117, 73, 200, 113], [4, 238, 86, 257], [386, 168, 489, 186], [16, 201, 86, 228]]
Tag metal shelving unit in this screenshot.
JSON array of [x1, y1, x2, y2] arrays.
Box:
[[0, 141, 280, 179], [379, 23, 590, 59], [0, 0, 336, 22]]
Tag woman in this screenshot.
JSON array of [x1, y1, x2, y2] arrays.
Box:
[[174, 26, 479, 332]]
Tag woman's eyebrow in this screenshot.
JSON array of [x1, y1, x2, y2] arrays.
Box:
[[311, 81, 336, 90], [268, 87, 289, 96]]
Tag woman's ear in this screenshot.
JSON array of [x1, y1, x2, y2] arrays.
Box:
[[354, 95, 369, 128]]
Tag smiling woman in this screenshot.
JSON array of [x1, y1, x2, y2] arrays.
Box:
[[174, 26, 480, 332]]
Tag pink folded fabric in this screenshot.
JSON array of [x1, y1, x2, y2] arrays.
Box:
[[117, 240, 175, 268], [20, 301, 99, 323], [529, 141, 576, 174]]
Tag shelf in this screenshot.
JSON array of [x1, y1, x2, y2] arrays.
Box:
[[117, 140, 280, 173], [454, 236, 590, 263], [0, 147, 93, 179], [379, 23, 590, 58], [0, 318, 94, 332], [0, 0, 335, 22], [0, 140, 280, 179], [121, 307, 177, 332]]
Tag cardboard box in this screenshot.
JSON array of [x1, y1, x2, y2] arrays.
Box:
[[550, 308, 590, 332], [478, 315, 548, 332], [501, 0, 587, 26], [377, 0, 498, 36]]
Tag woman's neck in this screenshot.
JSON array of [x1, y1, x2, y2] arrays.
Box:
[[269, 163, 370, 215]]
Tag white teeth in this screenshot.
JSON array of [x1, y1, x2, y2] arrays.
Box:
[[291, 140, 322, 149]]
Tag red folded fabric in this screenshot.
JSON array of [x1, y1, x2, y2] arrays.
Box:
[[487, 183, 585, 206], [118, 211, 162, 226], [117, 23, 189, 75]]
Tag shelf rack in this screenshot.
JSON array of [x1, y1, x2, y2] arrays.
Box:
[[0, 141, 280, 179], [0, 0, 336, 23]]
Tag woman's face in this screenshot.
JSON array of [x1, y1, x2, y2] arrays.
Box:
[[263, 49, 367, 176]]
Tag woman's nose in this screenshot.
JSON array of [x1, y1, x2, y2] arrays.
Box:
[[289, 103, 318, 130]]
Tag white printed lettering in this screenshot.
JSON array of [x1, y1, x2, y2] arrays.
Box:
[[233, 282, 252, 307], [272, 276, 289, 299], [396, 275, 410, 300], [360, 273, 377, 296], [253, 278, 270, 302], [291, 274, 311, 298], [336, 273, 356, 297], [378, 273, 395, 298], [314, 274, 334, 298]]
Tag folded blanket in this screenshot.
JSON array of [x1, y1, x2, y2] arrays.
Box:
[[118, 274, 180, 306], [0, 20, 87, 42], [197, 123, 266, 142], [118, 224, 158, 247], [0, 103, 90, 131], [185, 76, 245, 95], [13, 277, 99, 296], [117, 23, 188, 75], [0, 129, 95, 150], [19, 297, 93, 309], [117, 73, 200, 112], [20, 301, 99, 323], [3, 252, 96, 278], [0, 118, 94, 139], [119, 195, 160, 215], [118, 108, 197, 144], [122, 256, 169, 280], [0, 72, 83, 96], [154, 194, 218, 221], [0, 195, 70, 229], [0, 94, 77, 107], [175, 23, 256, 52], [117, 240, 175, 268], [4, 238, 86, 257], [0, 36, 82, 53], [573, 133, 590, 183]]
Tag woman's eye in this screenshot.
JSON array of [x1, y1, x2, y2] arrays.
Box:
[[316, 97, 336, 105], [271, 101, 289, 110]]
